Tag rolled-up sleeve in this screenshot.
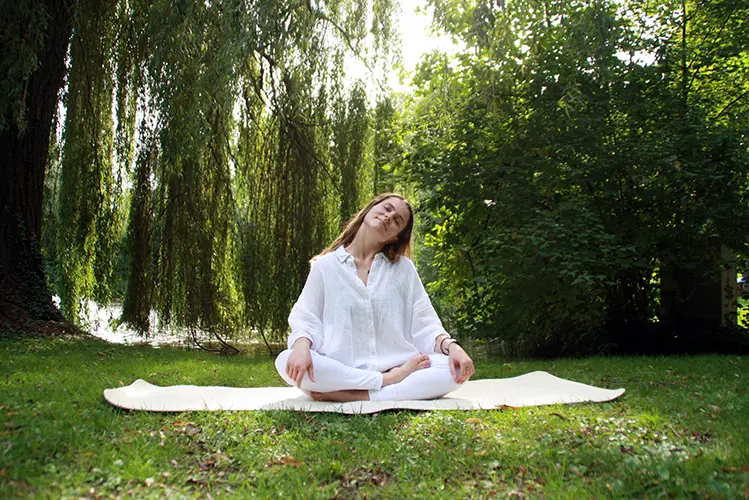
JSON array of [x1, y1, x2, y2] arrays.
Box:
[[409, 263, 450, 354], [287, 260, 325, 350]]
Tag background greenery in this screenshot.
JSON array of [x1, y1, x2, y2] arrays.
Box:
[[3, 0, 748, 355]]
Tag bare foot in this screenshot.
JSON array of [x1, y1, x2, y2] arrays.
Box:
[[382, 354, 430, 387], [310, 390, 369, 402]]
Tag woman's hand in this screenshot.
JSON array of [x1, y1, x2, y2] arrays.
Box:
[[448, 344, 475, 384], [286, 338, 316, 388]]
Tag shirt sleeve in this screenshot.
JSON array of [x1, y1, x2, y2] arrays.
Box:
[[287, 259, 325, 350], [408, 261, 450, 354]]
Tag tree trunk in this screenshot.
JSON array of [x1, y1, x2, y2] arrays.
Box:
[[0, 0, 76, 329], [720, 245, 738, 328]]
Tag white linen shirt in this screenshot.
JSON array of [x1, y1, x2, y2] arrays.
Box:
[[287, 245, 450, 372]]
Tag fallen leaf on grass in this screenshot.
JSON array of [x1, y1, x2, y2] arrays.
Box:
[[691, 431, 711, 443], [721, 466, 749, 473], [371, 473, 388, 487], [341, 467, 389, 489], [197, 460, 215, 471], [186, 475, 209, 487], [182, 424, 199, 437], [265, 456, 303, 468], [465, 448, 489, 456]]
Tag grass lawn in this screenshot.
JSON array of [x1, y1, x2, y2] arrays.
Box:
[[1, 335, 748, 498]]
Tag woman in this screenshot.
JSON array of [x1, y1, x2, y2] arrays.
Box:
[[275, 193, 475, 402]]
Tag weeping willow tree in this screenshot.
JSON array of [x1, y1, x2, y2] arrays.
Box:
[[14, 0, 400, 343], [57, 0, 122, 319], [333, 79, 372, 221]]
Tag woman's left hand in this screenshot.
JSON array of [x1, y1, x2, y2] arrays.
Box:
[[448, 344, 475, 384]]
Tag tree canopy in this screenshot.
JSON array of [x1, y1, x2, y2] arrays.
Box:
[[405, 0, 749, 354], [2, 0, 747, 355], [30, 0, 405, 345]]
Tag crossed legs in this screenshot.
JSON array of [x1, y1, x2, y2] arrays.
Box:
[[274, 350, 461, 402]]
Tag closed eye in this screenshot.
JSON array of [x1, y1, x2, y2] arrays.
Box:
[[386, 203, 403, 226]]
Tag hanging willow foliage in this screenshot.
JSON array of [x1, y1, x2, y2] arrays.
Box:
[[333, 79, 372, 222], [57, 0, 122, 319], [50, 0, 399, 342]]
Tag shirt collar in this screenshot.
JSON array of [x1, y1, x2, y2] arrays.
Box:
[[334, 245, 351, 263], [334, 245, 386, 263]]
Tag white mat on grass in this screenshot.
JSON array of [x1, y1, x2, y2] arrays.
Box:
[[104, 371, 625, 414]]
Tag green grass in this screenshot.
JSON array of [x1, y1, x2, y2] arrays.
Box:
[[1, 336, 748, 498]]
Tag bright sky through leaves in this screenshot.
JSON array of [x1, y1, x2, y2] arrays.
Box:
[[345, 0, 465, 94]]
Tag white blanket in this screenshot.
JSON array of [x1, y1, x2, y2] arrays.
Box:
[[104, 371, 625, 414]]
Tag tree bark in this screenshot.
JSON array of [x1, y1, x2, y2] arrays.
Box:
[[0, 0, 76, 329]]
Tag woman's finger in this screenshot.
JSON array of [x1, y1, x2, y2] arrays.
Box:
[[461, 361, 474, 382], [457, 360, 467, 383]]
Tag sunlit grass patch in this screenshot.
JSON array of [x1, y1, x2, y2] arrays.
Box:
[[1, 336, 748, 498]]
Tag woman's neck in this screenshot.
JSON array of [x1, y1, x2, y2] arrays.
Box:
[[345, 230, 381, 262]]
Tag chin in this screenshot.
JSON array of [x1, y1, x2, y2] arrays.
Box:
[[369, 218, 385, 230]]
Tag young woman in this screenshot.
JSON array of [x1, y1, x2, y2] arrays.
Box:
[[274, 193, 475, 402]]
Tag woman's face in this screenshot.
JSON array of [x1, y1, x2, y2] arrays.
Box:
[[364, 197, 411, 243]]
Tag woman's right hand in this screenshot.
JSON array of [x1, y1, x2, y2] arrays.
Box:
[[286, 338, 315, 388]]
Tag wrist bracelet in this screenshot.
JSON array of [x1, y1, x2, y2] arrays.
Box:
[[440, 337, 458, 355], [439, 336, 451, 355], [445, 340, 459, 354]]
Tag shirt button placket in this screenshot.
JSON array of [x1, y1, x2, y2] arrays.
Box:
[[368, 302, 376, 358]]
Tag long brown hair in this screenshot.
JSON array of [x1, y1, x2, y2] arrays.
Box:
[[319, 193, 414, 262]]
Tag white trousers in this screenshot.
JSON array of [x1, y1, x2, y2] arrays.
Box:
[[274, 350, 461, 401]]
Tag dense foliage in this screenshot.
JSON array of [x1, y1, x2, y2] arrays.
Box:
[[37, 0, 405, 345], [405, 0, 749, 355], [4, 0, 747, 354]]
